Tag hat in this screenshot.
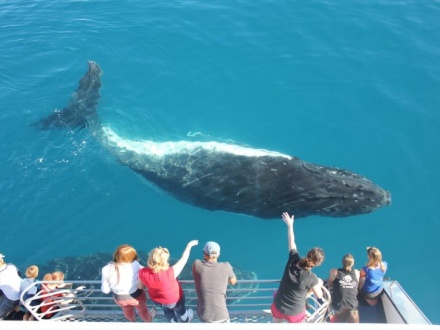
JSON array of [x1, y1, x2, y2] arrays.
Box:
[[203, 241, 220, 257]]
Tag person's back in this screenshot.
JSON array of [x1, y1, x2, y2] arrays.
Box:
[[274, 250, 319, 315], [0, 264, 21, 300], [0, 253, 22, 320], [101, 244, 153, 323], [271, 213, 325, 323], [19, 265, 39, 321], [361, 264, 387, 293], [192, 242, 236, 323], [331, 268, 358, 313], [359, 246, 387, 306], [139, 241, 198, 323]]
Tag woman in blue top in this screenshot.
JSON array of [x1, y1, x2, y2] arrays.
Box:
[[358, 246, 387, 306]]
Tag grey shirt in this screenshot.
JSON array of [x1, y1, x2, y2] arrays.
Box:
[[192, 259, 236, 322]]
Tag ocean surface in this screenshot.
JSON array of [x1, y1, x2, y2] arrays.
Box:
[[1, 0, 439, 324]]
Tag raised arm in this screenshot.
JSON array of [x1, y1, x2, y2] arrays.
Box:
[[281, 212, 296, 252], [172, 240, 198, 278]]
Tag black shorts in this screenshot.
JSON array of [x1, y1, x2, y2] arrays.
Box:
[[360, 288, 383, 300]]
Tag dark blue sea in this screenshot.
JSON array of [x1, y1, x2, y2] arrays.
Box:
[[1, 0, 439, 324]]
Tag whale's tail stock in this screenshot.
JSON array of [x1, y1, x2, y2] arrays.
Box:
[[34, 61, 103, 131]]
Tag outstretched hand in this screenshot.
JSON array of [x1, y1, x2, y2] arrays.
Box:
[[281, 212, 294, 227], [187, 240, 199, 248]]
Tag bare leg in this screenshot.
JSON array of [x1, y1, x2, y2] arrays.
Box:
[[272, 317, 284, 323], [365, 298, 379, 306]]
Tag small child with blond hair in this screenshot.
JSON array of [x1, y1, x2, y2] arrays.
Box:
[[20, 265, 39, 320]]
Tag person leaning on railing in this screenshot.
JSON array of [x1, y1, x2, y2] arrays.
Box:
[[38, 271, 85, 319], [101, 244, 155, 322], [192, 241, 237, 323], [139, 240, 198, 323], [19, 265, 39, 321], [271, 212, 325, 323], [0, 253, 22, 320]]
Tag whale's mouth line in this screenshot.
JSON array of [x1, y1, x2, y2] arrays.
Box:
[[302, 161, 378, 188], [300, 161, 391, 206]]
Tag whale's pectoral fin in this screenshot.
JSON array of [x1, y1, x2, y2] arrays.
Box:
[[33, 61, 103, 131]]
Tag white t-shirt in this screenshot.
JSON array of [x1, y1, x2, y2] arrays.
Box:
[[0, 263, 22, 301], [101, 260, 142, 295]]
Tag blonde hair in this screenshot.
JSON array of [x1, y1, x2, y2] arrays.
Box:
[[366, 247, 386, 272], [42, 273, 53, 281], [42, 272, 64, 289], [342, 254, 354, 271], [298, 247, 325, 269], [148, 247, 170, 273], [26, 265, 39, 279], [52, 271, 65, 281]]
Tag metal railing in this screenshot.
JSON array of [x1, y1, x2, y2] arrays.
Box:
[[20, 279, 330, 323]]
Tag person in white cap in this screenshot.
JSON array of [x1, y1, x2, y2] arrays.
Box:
[[192, 241, 237, 323], [0, 253, 22, 320]]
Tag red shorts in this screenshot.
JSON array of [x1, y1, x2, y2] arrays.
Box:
[[271, 302, 306, 323]]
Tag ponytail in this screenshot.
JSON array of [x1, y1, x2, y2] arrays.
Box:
[[298, 247, 325, 269]]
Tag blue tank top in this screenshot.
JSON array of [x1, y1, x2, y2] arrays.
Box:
[[361, 261, 387, 294]]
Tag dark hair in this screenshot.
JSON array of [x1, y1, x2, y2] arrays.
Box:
[[298, 247, 325, 269], [333, 308, 359, 323]]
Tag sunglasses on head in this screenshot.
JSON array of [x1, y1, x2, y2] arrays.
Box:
[[367, 246, 375, 253]]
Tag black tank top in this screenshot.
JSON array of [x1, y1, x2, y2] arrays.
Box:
[[331, 268, 358, 313]]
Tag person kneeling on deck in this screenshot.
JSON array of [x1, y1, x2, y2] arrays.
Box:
[[192, 241, 237, 323], [358, 246, 388, 306], [327, 254, 359, 323], [271, 212, 325, 323]]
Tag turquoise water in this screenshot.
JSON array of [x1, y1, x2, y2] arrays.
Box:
[[1, 0, 439, 323]]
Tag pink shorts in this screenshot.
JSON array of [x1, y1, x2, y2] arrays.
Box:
[[271, 302, 306, 323]]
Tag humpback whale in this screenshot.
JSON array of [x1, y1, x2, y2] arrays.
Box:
[[36, 61, 391, 219]]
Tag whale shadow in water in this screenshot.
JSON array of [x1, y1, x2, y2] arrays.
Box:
[[35, 61, 391, 220]]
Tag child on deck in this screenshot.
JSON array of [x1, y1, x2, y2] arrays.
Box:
[[19, 265, 39, 321]]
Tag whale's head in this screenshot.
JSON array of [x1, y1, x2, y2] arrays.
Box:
[[295, 161, 391, 218]]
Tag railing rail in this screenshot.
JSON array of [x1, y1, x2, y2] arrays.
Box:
[[20, 279, 331, 322]]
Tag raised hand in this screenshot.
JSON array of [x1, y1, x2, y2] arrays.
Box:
[[187, 240, 199, 248], [281, 212, 294, 227]]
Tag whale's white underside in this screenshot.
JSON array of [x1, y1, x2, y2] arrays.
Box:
[[102, 127, 292, 159]]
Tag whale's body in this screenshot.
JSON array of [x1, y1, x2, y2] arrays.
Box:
[[36, 61, 391, 219]]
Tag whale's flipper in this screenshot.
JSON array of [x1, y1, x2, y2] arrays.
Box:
[[34, 61, 102, 131]]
